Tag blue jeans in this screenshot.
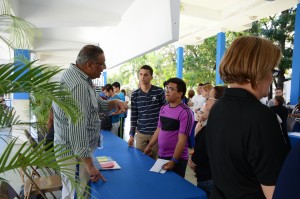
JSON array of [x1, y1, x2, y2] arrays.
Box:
[[197, 180, 213, 198]]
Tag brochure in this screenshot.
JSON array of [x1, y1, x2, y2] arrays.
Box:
[[93, 156, 121, 170]]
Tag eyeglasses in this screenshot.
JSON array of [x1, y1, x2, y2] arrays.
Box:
[[164, 86, 178, 92], [272, 69, 279, 78]]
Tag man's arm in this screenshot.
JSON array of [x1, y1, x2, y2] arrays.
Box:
[[82, 157, 106, 182], [144, 128, 160, 155], [107, 99, 127, 114], [70, 85, 106, 182], [69, 84, 91, 157]]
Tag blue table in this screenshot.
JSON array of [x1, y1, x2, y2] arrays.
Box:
[[288, 132, 300, 148], [90, 131, 207, 199]]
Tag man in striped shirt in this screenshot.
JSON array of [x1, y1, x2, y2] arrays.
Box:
[[52, 45, 127, 199], [127, 65, 166, 159]]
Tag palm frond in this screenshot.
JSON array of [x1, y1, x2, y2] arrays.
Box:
[[0, 106, 20, 128], [0, 138, 89, 198], [0, 62, 81, 126], [0, 14, 39, 50], [0, 0, 40, 49]]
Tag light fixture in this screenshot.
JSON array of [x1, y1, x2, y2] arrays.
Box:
[[249, 16, 258, 20]]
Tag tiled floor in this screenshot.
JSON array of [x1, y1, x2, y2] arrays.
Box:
[[0, 109, 197, 198]]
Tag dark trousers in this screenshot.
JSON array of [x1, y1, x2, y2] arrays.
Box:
[[160, 156, 188, 178]]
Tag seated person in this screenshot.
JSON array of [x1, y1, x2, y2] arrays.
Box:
[[270, 96, 290, 149]]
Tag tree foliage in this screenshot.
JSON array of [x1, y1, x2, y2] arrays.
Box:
[[249, 8, 296, 89], [108, 7, 296, 95]]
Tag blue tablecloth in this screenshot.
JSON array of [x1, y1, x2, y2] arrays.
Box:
[[89, 131, 207, 199], [288, 132, 300, 148]]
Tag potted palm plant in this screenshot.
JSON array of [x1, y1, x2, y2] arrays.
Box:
[[0, 0, 89, 198]]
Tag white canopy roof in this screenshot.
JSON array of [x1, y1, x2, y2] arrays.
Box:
[[10, 0, 299, 68]]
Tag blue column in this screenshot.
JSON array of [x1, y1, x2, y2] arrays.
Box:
[[13, 49, 31, 99], [216, 32, 225, 85], [290, 3, 300, 105], [176, 47, 184, 79], [103, 71, 107, 85]]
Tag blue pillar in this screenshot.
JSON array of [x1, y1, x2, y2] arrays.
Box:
[[176, 47, 184, 79], [13, 49, 30, 99], [103, 71, 107, 85], [290, 3, 300, 105], [216, 32, 225, 85]]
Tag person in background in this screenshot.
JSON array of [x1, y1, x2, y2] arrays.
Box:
[[187, 89, 195, 103], [112, 82, 125, 138], [121, 89, 130, 119], [291, 97, 300, 132], [99, 86, 107, 100], [189, 86, 225, 197], [144, 77, 194, 177], [121, 89, 130, 105], [201, 84, 213, 100], [270, 96, 291, 149], [128, 65, 166, 159], [267, 87, 286, 107], [104, 84, 121, 135], [187, 83, 206, 149], [205, 36, 289, 199], [52, 45, 127, 198], [45, 108, 54, 151]]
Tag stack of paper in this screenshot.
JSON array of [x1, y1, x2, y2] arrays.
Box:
[[96, 156, 121, 170]]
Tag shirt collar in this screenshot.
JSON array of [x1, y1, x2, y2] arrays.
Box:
[[70, 63, 93, 85], [224, 88, 258, 101]]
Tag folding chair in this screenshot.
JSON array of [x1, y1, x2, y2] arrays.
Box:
[[20, 166, 62, 199], [21, 130, 62, 198], [24, 129, 57, 176]]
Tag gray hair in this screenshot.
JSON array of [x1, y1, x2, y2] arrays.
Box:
[[76, 45, 104, 65]]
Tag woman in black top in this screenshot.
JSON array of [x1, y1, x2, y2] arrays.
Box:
[[205, 36, 289, 199], [189, 86, 225, 197]]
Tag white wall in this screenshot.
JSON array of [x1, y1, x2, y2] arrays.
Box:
[[102, 0, 180, 68]]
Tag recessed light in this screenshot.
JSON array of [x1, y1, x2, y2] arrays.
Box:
[[249, 16, 258, 20]]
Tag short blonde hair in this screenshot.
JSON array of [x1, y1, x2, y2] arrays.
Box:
[[203, 84, 213, 92], [219, 36, 282, 88]]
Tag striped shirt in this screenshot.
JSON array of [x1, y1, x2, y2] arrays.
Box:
[[52, 64, 108, 158], [130, 85, 166, 135]]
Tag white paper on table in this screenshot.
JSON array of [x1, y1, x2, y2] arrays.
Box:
[[150, 158, 170, 174]]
